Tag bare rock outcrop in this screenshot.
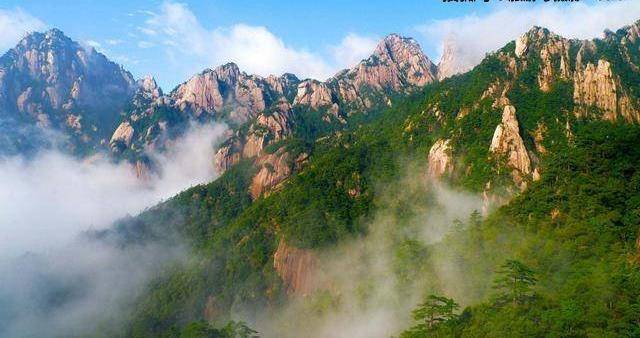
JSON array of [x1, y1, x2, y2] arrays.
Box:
[[326, 34, 437, 112], [0, 28, 136, 152], [215, 99, 294, 172], [427, 139, 453, 179], [110, 121, 134, 149], [437, 37, 473, 80], [490, 105, 532, 189], [172, 63, 300, 124], [293, 80, 334, 109], [514, 27, 571, 92], [573, 59, 638, 122], [273, 239, 318, 296], [250, 150, 291, 199]]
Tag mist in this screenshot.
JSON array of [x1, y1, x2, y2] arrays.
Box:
[[254, 163, 487, 338], [0, 122, 227, 337]]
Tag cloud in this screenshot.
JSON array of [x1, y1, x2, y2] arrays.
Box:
[[137, 40, 155, 49], [143, 1, 370, 82], [0, 122, 227, 258], [0, 122, 227, 336], [85, 39, 101, 48], [106, 39, 124, 45], [331, 33, 379, 70], [253, 164, 486, 338], [417, 1, 640, 72], [0, 7, 46, 52]]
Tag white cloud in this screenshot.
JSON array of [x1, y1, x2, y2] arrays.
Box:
[[143, 1, 358, 81], [331, 33, 378, 70], [137, 40, 155, 49], [0, 7, 46, 52], [105, 39, 123, 45], [417, 1, 640, 73], [138, 26, 158, 36], [85, 39, 101, 48], [0, 122, 227, 258]]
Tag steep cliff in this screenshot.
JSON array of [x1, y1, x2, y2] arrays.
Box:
[[273, 239, 318, 296], [489, 105, 532, 190], [0, 29, 136, 154], [427, 138, 453, 179]]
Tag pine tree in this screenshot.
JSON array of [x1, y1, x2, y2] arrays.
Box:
[[411, 294, 460, 330], [492, 259, 537, 306]]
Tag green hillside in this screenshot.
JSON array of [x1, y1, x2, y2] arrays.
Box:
[[95, 21, 640, 337]]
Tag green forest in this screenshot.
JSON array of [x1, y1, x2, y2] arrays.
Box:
[[89, 21, 640, 338]]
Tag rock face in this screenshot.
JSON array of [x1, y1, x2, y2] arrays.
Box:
[[344, 34, 437, 90], [293, 80, 334, 109], [511, 24, 639, 122], [437, 37, 473, 80], [573, 59, 638, 122], [427, 139, 453, 179], [489, 105, 532, 189], [0, 29, 136, 153], [214, 98, 294, 172], [212, 33, 440, 195], [171, 63, 300, 124], [273, 239, 318, 296], [325, 34, 437, 112], [250, 150, 291, 199], [110, 121, 134, 149]]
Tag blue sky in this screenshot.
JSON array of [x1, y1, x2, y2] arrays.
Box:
[[1, 0, 639, 90]]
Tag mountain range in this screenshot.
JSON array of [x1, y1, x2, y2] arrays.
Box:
[[2, 18, 640, 338]]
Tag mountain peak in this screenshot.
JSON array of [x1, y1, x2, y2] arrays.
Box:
[[44, 28, 66, 37], [437, 36, 472, 80], [138, 75, 162, 98], [515, 26, 563, 58], [373, 34, 423, 60]]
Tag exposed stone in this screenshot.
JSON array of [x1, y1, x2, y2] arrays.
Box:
[[110, 121, 134, 148], [515, 35, 529, 58], [490, 105, 532, 189], [215, 99, 294, 173], [293, 80, 334, 109], [250, 150, 291, 199], [532, 122, 547, 154], [171, 63, 298, 124], [573, 59, 638, 122], [427, 139, 453, 179], [0, 28, 136, 151], [437, 36, 472, 80], [273, 239, 318, 296]]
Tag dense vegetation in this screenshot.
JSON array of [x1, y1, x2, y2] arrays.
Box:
[[93, 21, 640, 337], [400, 121, 640, 337]]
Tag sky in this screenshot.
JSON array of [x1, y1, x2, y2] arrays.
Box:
[[1, 0, 639, 90]]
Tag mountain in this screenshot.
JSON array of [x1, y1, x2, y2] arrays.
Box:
[[0, 29, 441, 169], [0, 28, 137, 155], [437, 36, 474, 80], [74, 19, 640, 337], [109, 33, 438, 182], [6, 20, 640, 337]]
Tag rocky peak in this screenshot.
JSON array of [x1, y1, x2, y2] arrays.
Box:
[[171, 62, 299, 123], [137, 75, 162, 99], [358, 33, 437, 88], [212, 62, 241, 82], [0, 28, 136, 153], [622, 20, 640, 43], [489, 105, 532, 190], [515, 26, 558, 58], [437, 36, 472, 80], [373, 34, 424, 64], [293, 79, 334, 109]]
